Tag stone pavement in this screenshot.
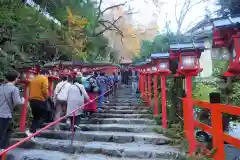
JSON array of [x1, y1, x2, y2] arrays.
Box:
[[8, 84, 181, 160]]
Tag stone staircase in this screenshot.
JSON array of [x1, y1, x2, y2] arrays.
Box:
[[7, 84, 181, 160]]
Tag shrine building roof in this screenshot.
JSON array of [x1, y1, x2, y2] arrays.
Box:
[[212, 15, 240, 29], [170, 42, 205, 51]]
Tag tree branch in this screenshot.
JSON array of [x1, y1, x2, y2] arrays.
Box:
[[101, 0, 133, 14], [175, 0, 210, 35], [96, 0, 103, 20], [94, 16, 123, 37]]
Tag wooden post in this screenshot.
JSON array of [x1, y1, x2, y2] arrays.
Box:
[[19, 84, 28, 132], [185, 76, 196, 154], [161, 76, 167, 128], [145, 74, 148, 102], [153, 73, 159, 117], [140, 73, 143, 98], [211, 105, 225, 160], [148, 73, 152, 106]]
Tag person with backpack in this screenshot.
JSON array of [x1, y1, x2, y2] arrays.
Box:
[[0, 71, 24, 150], [96, 72, 107, 111], [112, 72, 118, 96], [105, 74, 114, 103], [83, 72, 99, 116], [53, 75, 71, 131], [66, 77, 89, 130]]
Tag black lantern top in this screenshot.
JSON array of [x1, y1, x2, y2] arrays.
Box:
[[170, 42, 205, 52], [151, 53, 169, 59], [212, 16, 240, 29]]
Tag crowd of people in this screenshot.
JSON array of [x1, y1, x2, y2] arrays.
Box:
[[0, 70, 121, 148], [0, 68, 139, 150]]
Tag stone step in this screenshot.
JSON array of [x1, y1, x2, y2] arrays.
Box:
[[10, 138, 180, 159], [6, 148, 167, 160], [111, 96, 141, 101], [44, 118, 155, 126], [92, 113, 153, 119], [106, 103, 144, 106], [102, 106, 149, 110], [77, 124, 156, 133], [79, 118, 156, 125], [12, 130, 170, 145], [110, 100, 141, 103], [104, 109, 149, 114]]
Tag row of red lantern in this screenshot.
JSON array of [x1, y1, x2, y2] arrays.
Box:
[[135, 44, 204, 130], [18, 65, 119, 132], [18, 66, 120, 82]]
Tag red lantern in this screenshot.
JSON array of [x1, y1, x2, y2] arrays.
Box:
[[169, 42, 205, 153], [19, 67, 37, 83], [151, 53, 171, 75], [212, 16, 240, 76], [170, 42, 204, 77], [151, 53, 171, 128]]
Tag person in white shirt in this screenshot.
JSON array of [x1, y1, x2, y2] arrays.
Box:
[[67, 77, 90, 130], [53, 75, 71, 131]]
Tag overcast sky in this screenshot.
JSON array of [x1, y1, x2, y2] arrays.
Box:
[[103, 0, 218, 32]]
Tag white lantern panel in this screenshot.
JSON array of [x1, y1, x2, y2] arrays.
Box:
[[152, 66, 157, 71], [182, 56, 195, 67], [147, 68, 151, 72], [159, 62, 168, 70], [73, 68, 78, 72]]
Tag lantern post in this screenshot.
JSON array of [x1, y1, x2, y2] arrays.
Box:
[[142, 68, 147, 103], [19, 67, 37, 132], [151, 53, 171, 128], [145, 59, 152, 106], [138, 68, 144, 98], [170, 41, 204, 154], [138, 69, 142, 93], [146, 67, 151, 106], [135, 63, 145, 100]]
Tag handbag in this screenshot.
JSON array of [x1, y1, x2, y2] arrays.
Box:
[[56, 82, 67, 101], [44, 97, 55, 122]]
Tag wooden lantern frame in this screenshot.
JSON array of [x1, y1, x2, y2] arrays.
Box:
[[151, 53, 171, 76], [19, 67, 38, 84], [170, 42, 204, 77], [212, 16, 240, 76]]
